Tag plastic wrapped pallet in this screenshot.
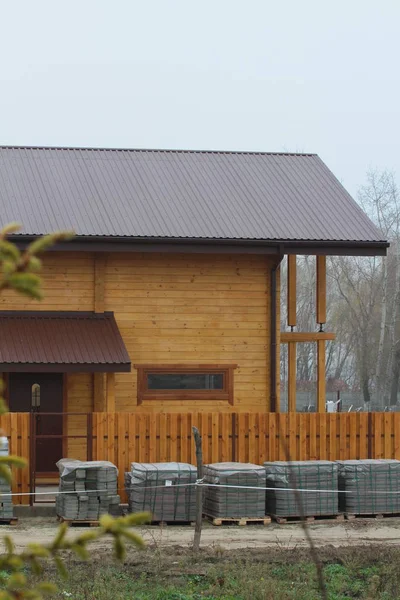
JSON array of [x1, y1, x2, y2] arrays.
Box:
[[0, 468, 13, 520], [0, 441, 13, 520], [56, 459, 120, 521], [203, 462, 266, 518], [337, 459, 400, 515], [125, 462, 197, 522], [264, 461, 338, 518]]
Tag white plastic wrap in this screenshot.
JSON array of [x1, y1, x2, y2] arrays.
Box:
[[56, 459, 118, 478]]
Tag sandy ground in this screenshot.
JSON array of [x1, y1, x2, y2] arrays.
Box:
[[2, 517, 400, 552]]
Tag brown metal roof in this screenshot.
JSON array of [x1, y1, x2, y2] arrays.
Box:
[[0, 147, 386, 252], [0, 312, 131, 372]]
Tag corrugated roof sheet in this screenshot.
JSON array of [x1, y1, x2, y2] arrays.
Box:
[[0, 312, 131, 372], [0, 146, 384, 243]]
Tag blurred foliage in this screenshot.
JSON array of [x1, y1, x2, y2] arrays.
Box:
[[0, 225, 149, 599]]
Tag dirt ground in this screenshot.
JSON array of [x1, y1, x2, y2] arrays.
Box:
[[4, 516, 400, 553]]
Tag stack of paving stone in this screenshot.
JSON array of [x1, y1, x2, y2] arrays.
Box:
[[125, 462, 197, 522], [264, 461, 339, 518], [0, 468, 13, 520], [56, 459, 120, 521], [203, 462, 266, 518], [337, 459, 400, 515]]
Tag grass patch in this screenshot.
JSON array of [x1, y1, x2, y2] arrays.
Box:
[[5, 545, 400, 599]]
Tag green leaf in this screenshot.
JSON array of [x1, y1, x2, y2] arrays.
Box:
[[29, 556, 43, 575], [7, 273, 42, 299], [54, 556, 68, 579], [35, 581, 58, 594], [71, 543, 89, 560], [74, 530, 101, 544], [0, 223, 21, 237], [121, 512, 151, 526], [114, 536, 126, 561], [4, 536, 14, 554], [121, 529, 145, 548], [27, 543, 50, 558], [27, 231, 74, 255], [0, 454, 27, 468], [99, 514, 115, 529], [26, 256, 42, 272], [0, 240, 20, 261], [52, 523, 68, 547], [7, 571, 26, 589]]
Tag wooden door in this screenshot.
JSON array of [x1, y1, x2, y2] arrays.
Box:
[[8, 373, 64, 474]]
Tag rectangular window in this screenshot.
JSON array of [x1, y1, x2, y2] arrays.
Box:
[[135, 364, 236, 404]]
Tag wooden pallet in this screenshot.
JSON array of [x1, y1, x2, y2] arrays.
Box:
[[57, 516, 99, 527], [205, 514, 271, 526], [150, 520, 195, 527], [344, 512, 400, 521], [272, 514, 345, 525], [0, 518, 18, 526]]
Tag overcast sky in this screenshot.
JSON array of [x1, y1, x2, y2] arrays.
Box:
[[0, 0, 398, 197]]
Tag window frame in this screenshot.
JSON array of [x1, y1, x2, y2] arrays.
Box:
[[135, 364, 237, 405]]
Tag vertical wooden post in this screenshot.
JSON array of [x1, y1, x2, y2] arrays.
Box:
[[94, 254, 106, 313], [192, 426, 203, 552], [317, 339, 326, 413], [94, 373, 106, 412], [106, 372, 116, 413], [288, 342, 297, 412], [316, 255, 326, 326], [94, 254, 107, 411], [287, 255, 297, 328], [316, 256, 327, 412]]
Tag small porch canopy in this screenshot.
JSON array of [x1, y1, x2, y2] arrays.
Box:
[[0, 311, 131, 373]]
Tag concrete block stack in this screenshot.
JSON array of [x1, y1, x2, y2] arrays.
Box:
[[0, 468, 13, 520], [264, 460, 339, 518], [337, 459, 400, 515], [56, 459, 120, 521], [125, 462, 197, 522], [203, 462, 266, 518]]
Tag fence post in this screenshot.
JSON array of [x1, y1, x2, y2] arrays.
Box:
[[231, 413, 236, 462], [192, 426, 203, 552], [29, 413, 35, 507], [87, 413, 93, 461]]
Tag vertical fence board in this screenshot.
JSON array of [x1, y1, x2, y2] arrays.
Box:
[[359, 413, 368, 459], [384, 413, 393, 458], [211, 413, 219, 464], [349, 414, 357, 460], [374, 414, 383, 459], [319, 413, 327, 460], [117, 415, 126, 502]]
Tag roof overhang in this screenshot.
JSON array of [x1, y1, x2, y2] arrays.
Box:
[[10, 235, 389, 257], [0, 311, 131, 373]]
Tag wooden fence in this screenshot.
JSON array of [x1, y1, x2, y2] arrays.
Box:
[[93, 412, 400, 502], [4, 411, 400, 504], [0, 413, 30, 505]]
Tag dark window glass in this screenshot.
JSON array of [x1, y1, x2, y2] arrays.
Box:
[[147, 373, 224, 390]]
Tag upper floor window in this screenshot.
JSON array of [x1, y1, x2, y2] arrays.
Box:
[[135, 364, 236, 404]]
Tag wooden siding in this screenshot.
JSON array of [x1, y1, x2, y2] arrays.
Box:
[[1, 251, 272, 414], [105, 253, 271, 412]]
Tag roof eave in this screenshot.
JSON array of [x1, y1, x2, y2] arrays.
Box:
[[0, 362, 131, 373], [10, 235, 389, 257]]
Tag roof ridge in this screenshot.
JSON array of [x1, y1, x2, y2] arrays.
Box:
[[0, 145, 317, 157]]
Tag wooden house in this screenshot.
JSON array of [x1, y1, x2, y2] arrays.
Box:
[[0, 147, 389, 491]]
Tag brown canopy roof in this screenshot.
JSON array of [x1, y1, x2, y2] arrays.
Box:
[[0, 312, 131, 372], [0, 146, 388, 256]]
